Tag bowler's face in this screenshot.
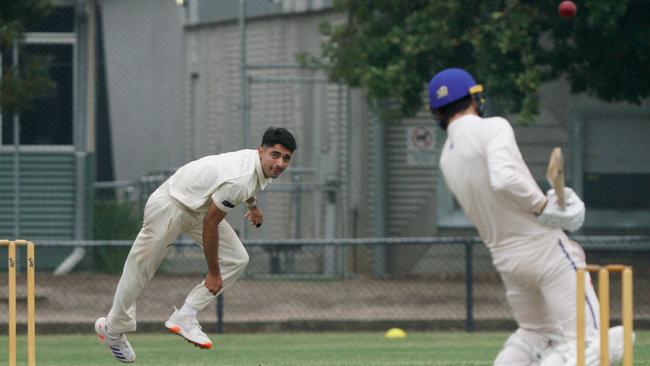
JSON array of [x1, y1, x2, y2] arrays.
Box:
[[258, 144, 292, 178]]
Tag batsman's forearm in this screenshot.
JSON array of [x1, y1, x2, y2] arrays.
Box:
[[202, 223, 221, 275]]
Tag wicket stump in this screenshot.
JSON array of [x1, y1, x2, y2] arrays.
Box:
[[1, 240, 36, 366], [577, 264, 633, 366]]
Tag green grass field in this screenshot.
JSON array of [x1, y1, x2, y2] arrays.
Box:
[[3, 331, 650, 365]]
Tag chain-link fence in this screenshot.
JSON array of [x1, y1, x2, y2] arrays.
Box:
[[0, 236, 648, 334], [245, 64, 350, 240]]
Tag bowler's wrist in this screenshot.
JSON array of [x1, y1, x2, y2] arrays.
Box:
[[246, 197, 257, 209]]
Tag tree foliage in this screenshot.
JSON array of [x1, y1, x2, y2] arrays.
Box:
[[306, 0, 650, 122], [0, 0, 54, 113]]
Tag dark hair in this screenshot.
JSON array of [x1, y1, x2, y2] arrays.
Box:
[[431, 95, 472, 130], [261, 127, 297, 152]]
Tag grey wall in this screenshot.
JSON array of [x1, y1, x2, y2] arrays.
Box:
[[100, 0, 184, 181], [184, 3, 650, 241], [184, 10, 353, 240], [189, 0, 333, 26]]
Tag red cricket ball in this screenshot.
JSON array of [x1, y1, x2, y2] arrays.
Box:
[[558, 1, 577, 18]]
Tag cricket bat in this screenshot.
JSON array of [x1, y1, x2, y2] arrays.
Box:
[[546, 147, 565, 209]]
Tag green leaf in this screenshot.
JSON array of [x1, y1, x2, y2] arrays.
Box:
[[304, 0, 648, 123]]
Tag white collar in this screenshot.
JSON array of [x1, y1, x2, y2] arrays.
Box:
[[254, 151, 270, 189]]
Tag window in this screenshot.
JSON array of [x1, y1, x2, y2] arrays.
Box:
[[1, 6, 75, 146], [29, 6, 75, 33], [574, 115, 650, 229], [583, 119, 650, 210]]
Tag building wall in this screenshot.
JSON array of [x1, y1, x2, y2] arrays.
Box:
[[99, 0, 185, 181], [184, 10, 356, 240], [184, 5, 650, 244]]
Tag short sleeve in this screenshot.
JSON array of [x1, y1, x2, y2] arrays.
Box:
[[211, 182, 247, 213]]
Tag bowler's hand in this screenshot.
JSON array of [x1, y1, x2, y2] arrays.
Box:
[[204, 272, 223, 296], [245, 207, 264, 228]]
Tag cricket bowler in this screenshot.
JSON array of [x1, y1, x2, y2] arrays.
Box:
[[94, 127, 296, 363]]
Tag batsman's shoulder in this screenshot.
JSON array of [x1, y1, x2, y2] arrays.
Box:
[[483, 116, 515, 139], [484, 116, 512, 129]]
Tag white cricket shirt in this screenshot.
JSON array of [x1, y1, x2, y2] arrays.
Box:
[[440, 115, 554, 251], [167, 149, 269, 213]]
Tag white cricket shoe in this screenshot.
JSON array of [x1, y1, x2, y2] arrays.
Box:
[[165, 308, 213, 349], [94, 317, 136, 363], [608, 325, 635, 365]]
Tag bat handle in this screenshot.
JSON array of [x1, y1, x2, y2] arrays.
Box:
[[556, 187, 566, 209]]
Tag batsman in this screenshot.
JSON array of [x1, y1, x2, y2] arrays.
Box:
[[428, 68, 632, 365]]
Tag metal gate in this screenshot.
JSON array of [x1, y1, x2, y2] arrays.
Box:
[[243, 64, 350, 275]]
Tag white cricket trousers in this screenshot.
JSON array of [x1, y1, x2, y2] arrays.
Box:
[[492, 235, 600, 365], [106, 181, 249, 334]]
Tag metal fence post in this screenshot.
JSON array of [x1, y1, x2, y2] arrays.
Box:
[[372, 111, 387, 276], [465, 241, 475, 332], [216, 294, 224, 334], [12, 40, 21, 240]]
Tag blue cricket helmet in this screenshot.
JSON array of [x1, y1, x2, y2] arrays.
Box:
[[428, 68, 483, 110]]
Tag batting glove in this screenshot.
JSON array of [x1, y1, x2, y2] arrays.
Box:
[[537, 187, 585, 232]]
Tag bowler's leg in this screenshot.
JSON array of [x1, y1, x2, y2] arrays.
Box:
[[184, 219, 249, 309], [106, 226, 174, 333], [96, 186, 183, 363], [165, 220, 248, 348], [106, 188, 183, 334]]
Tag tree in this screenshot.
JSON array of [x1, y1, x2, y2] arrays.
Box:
[[306, 0, 650, 122], [0, 0, 53, 113]]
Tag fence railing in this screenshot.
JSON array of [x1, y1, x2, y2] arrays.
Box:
[[1, 236, 649, 333]]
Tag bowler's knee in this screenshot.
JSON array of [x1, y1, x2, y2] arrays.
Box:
[[239, 251, 250, 267], [230, 251, 249, 272]]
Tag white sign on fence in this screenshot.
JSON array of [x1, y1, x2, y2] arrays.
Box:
[[406, 126, 435, 166]]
